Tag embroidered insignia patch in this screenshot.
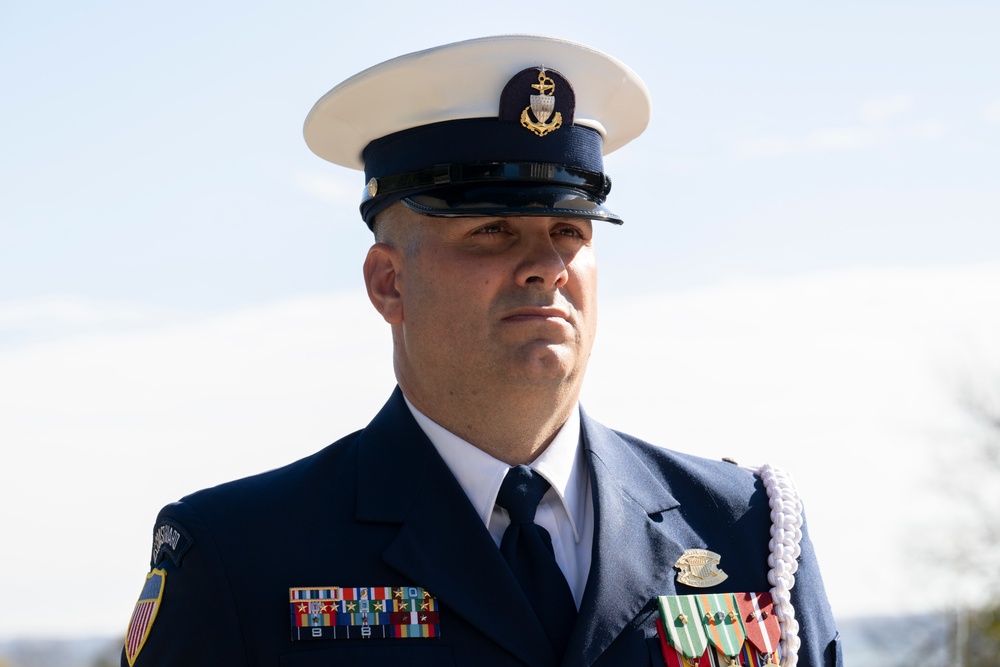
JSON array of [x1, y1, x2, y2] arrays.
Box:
[[124, 569, 166, 666], [150, 518, 192, 568], [674, 548, 728, 588], [289, 586, 440, 640]]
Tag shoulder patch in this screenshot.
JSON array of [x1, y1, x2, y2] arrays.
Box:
[[150, 518, 193, 568], [125, 569, 166, 666]]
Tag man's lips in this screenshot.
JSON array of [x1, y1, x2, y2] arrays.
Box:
[[501, 307, 571, 322]]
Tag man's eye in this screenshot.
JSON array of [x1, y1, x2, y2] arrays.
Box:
[[475, 224, 503, 234], [555, 226, 583, 238]]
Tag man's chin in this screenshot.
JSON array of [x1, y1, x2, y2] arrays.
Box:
[[500, 345, 586, 386]]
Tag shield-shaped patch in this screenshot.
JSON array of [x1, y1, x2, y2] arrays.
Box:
[[125, 569, 166, 666]]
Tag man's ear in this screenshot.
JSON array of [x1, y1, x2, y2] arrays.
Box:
[[363, 243, 404, 324]]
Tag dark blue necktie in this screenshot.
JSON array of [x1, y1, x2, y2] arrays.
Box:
[[496, 465, 578, 657]]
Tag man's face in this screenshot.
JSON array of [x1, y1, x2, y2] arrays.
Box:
[[376, 205, 599, 403]]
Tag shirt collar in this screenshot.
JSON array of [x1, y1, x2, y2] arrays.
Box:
[[403, 395, 587, 544]]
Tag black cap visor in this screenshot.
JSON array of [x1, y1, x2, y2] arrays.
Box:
[[399, 183, 623, 224]]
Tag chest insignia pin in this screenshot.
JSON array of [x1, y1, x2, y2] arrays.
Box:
[[674, 548, 729, 588]]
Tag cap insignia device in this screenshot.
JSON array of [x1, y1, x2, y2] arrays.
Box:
[[517, 68, 565, 136]]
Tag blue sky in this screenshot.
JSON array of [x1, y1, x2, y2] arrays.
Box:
[[2, 0, 999, 640], [4, 1, 998, 314]]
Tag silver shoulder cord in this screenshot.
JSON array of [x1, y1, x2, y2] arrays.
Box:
[[753, 463, 803, 667]]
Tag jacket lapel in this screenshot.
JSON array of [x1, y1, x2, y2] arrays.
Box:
[[567, 410, 689, 666], [355, 389, 557, 666]]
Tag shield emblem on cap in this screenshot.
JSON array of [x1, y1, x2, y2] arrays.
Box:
[[529, 91, 555, 124]]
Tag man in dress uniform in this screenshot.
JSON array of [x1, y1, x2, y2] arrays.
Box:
[[122, 35, 841, 666]]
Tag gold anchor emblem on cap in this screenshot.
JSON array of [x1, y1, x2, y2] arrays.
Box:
[[521, 68, 563, 137], [674, 548, 729, 588]]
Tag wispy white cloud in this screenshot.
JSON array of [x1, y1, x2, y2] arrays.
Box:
[[0, 297, 184, 345], [293, 170, 358, 206], [899, 119, 948, 140], [735, 94, 947, 159], [984, 100, 1000, 125], [736, 126, 878, 159], [0, 298, 172, 328], [860, 94, 914, 123]]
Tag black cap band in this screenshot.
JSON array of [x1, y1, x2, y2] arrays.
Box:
[[364, 162, 611, 203], [359, 119, 612, 227]]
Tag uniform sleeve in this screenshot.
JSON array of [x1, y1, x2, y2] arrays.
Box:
[[789, 516, 843, 667], [121, 501, 248, 666]]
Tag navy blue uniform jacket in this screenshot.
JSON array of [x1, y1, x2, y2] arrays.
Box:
[[124, 388, 841, 666]]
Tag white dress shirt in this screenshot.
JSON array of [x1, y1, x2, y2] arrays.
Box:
[[403, 396, 594, 608]]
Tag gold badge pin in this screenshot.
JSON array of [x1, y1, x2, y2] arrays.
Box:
[[521, 68, 563, 137], [674, 548, 729, 588]]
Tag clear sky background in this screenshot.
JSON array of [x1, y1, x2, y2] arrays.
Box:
[[2, 0, 1000, 641]]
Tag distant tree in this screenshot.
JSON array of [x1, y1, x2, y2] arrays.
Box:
[[909, 377, 1000, 666], [955, 603, 999, 665], [951, 381, 1000, 665], [959, 389, 1000, 591]]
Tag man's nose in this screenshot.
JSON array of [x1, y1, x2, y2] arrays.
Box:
[[514, 236, 570, 288]]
